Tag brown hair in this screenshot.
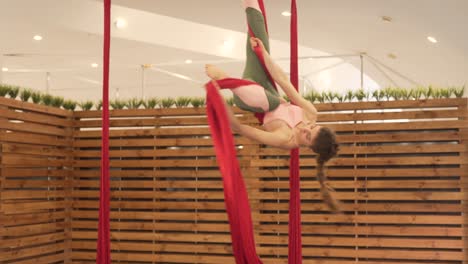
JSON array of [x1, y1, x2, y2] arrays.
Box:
[[310, 127, 340, 213]]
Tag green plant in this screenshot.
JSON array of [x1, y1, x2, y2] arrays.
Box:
[[20, 89, 32, 102], [421, 86, 433, 99], [62, 100, 77, 111], [437, 88, 451, 99], [96, 100, 103, 110], [79, 101, 94, 111], [380, 87, 389, 101], [41, 94, 53, 106], [7, 86, 20, 99], [354, 89, 367, 101], [391, 88, 403, 100], [0, 84, 10, 96], [31, 92, 42, 103], [434, 89, 442, 98], [411, 87, 424, 100], [190, 97, 205, 108], [334, 92, 344, 102], [143, 98, 159, 109], [110, 99, 126, 110], [127, 98, 143, 109], [453, 85, 465, 98], [345, 90, 355, 102], [51, 96, 64, 107], [283, 95, 290, 102], [175, 96, 191, 108], [304, 91, 319, 103], [400, 89, 413, 100], [320, 91, 330, 102], [159, 98, 175, 108], [316, 93, 325, 103], [225, 97, 235, 106], [372, 90, 384, 101]]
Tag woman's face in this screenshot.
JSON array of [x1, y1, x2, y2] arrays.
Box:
[[299, 124, 321, 146]]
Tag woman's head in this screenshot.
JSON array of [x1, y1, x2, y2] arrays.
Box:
[[310, 127, 339, 162]]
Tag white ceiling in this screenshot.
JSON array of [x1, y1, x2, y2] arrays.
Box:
[[0, 0, 467, 101]]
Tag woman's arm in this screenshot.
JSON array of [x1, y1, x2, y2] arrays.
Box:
[[222, 99, 292, 149], [250, 37, 318, 119]]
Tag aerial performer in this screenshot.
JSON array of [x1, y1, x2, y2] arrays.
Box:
[[205, 0, 340, 211]]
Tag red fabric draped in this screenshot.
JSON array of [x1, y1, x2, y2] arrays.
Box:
[[288, 1, 303, 263], [96, 0, 111, 263], [206, 80, 263, 264]]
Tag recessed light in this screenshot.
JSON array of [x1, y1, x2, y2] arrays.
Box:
[[91, 63, 99, 68], [281, 11, 291, 17], [1, 67, 8, 72], [185, 59, 193, 64], [114, 18, 127, 29], [427, 36, 438, 43], [33, 35, 43, 41]]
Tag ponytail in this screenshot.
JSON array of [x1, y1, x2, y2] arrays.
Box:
[[316, 156, 341, 213], [310, 127, 341, 213]]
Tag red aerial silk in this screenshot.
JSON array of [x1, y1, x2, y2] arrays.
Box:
[[288, 1, 302, 263], [206, 80, 263, 264], [206, 1, 302, 263], [96, 0, 111, 263]]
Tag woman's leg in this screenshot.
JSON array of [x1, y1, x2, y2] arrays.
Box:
[[206, 64, 279, 113], [241, 0, 278, 96]]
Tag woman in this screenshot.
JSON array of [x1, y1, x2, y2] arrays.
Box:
[[205, 0, 340, 212]]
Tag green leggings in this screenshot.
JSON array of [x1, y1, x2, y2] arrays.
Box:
[[233, 8, 281, 113]]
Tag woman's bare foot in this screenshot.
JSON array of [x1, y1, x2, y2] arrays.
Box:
[[205, 64, 228, 80]]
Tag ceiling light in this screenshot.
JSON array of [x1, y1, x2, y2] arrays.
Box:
[[185, 59, 193, 64], [281, 11, 291, 17], [91, 63, 99, 68], [427, 36, 438, 43], [1, 67, 8, 72], [114, 18, 127, 29], [33, 35, 43, 41]]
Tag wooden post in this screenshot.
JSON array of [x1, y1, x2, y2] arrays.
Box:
[[460, 98, 468, 263], [0, 104, 7, 257], [64, 110, 75, 264]]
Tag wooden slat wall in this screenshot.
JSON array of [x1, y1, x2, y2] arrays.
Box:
[[0, 97, 73, 263], [70, 98, 468, 264], [1, 97, 466, 263]]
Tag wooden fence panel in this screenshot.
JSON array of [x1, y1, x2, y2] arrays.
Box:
[[69, 98, 468, 264], [0, 97, 73, 263]]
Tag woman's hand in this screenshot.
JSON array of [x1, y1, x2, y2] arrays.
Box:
[[250, 37, 266, 52]]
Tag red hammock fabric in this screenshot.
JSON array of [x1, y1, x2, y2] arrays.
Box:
[[97, 0, 111, 263], [206, 80, 263, 264]]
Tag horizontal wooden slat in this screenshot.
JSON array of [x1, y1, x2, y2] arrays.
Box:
[[0, 108, 72, 127], [0, 120, 70, 136], [0, 131, 71, 146], [0, 96, 72, 117], [70, 210, 461, 224]]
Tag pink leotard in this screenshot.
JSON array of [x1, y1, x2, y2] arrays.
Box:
[[263, 103, 307, 128]]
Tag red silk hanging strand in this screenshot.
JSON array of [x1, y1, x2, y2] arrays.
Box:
[[96, 0, 111, 263]]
